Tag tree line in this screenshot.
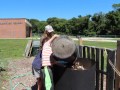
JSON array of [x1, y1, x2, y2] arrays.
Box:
[[28, 3, 120, 36]]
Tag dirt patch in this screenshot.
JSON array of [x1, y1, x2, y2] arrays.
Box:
[[2, 57, 37, 90], [1, 57, 107, 90]]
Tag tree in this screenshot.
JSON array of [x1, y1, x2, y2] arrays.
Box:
[[28, 3, 120, 36], [29, 19, 40, 33], [112, 3, 120, 10], [47, 17, 67, 34], [37, 21, 47, 33], [91, 12, 107, 35], [105, 9, 120, 35]]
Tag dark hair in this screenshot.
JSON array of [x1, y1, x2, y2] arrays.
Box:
[[46, 31, 54, 38], [41, 32, 54, 48]]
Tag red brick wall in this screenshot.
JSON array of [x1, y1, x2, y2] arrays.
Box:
[[0, 19, 27, 38]]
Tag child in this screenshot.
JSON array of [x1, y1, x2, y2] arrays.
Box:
[[41, 34, 59, 90], [32, 25, 56, 90], [42, 34, 59, 66]]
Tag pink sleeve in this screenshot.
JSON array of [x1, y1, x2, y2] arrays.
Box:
[[42, 41, 52, 66]]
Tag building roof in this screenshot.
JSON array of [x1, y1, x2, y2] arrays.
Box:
[[0, 18, 26, 20], [0, 18, 32, 27]]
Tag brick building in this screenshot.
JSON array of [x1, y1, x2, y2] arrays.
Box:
[[0, 18, 32, 38]]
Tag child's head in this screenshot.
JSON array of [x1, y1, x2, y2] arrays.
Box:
[[44, 25, 54, 38], [45, 25, 54, 32]]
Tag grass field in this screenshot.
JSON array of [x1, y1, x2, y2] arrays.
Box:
[[0, 39, 117, 67], [0, 39, 28, 69], [83, 41, 117, 49], [0, 38, 117, 89], [0, 39, 28, 89], [0, 39, 28, 59], [0, 39, 117, 61], [0, 39, 28, 74]]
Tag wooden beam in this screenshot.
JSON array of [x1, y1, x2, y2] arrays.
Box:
[[106, 50, 115, 90], [115, 40, 120, 90], [24, 40, 33, 57], [78, 36, 83, 45]]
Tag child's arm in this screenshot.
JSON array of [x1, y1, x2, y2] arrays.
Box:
[[48, 34, 59, 43], [42, 34, 59, 67]]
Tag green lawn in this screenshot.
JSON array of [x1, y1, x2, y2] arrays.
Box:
[[0, 39, 28, 59], [0, 39, 117, 68], [82, 41, 117, 49], [0, 39, 28, 68], [0, 39, 28, 89]]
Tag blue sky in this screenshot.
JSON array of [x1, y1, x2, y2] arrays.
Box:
[[0, 0, 119, 21]]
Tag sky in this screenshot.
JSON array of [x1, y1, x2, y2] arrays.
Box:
[[0, 0, 119, 21]]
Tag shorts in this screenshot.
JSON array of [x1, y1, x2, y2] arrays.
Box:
[[32, 67, 41, 78]]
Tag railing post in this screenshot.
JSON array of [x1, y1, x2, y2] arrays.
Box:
[[115, 40, 120, 90], [106, 50, 115, 90], [78, 36, 83, 45]]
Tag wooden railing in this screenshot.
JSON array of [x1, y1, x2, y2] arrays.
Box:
[[77, 45, 116, 90]]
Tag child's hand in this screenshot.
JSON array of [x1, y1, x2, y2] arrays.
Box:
[[53, 34, 59, 38]]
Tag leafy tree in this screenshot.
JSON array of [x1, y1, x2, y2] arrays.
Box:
[[91, 12, 106, 35], [29, 19, 40, 33], [28, 3, 120, 36], [112, 3, 120, 10], [105, 9, 120, 35], [47, 17, 67, 34]]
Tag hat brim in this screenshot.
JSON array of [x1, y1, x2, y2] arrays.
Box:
[[47, 29, 54, 33]]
